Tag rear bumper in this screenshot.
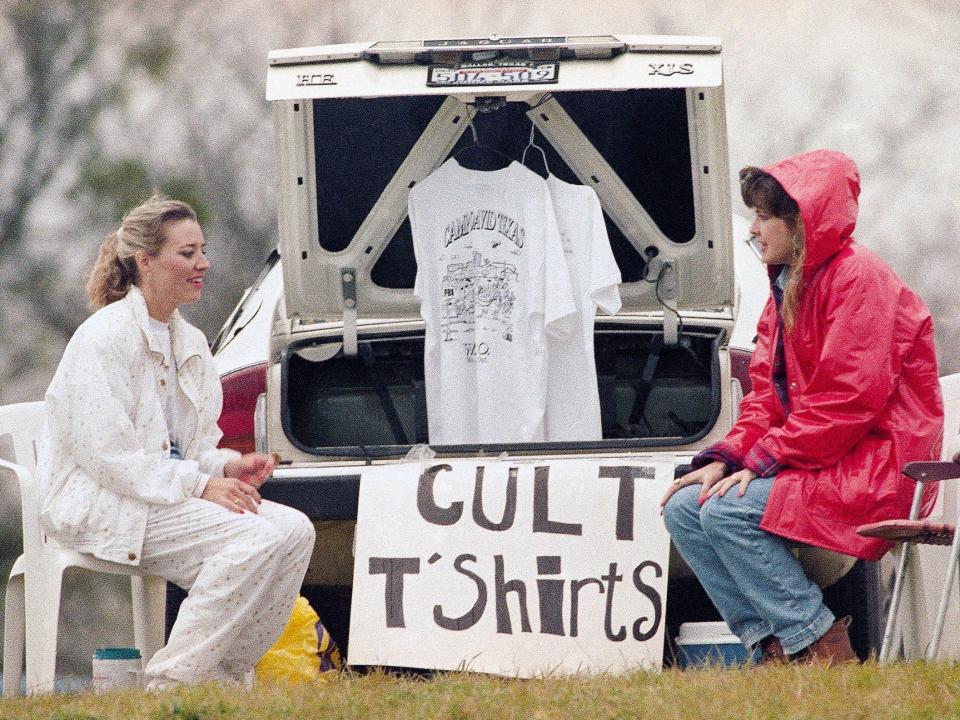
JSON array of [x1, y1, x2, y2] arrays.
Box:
[[261, 474, 361, 520]]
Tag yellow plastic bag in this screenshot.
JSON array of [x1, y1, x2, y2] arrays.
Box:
[[255, 596, 342, 683]]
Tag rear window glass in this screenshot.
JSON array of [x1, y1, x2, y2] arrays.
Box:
[[311, 89, 694, 288]]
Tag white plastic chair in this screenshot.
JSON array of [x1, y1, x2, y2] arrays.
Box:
[[0, 401, 166, 695]]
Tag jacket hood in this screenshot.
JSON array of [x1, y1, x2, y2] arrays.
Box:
[[763, 149, 860, 274]]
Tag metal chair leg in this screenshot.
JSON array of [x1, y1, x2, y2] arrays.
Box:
[[926, 521, 960, 660], [879, 483, 925, 662], [880, 542, 912, 662]]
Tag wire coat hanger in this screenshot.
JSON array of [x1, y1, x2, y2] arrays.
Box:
[[451, 116, 513, 168], [521, 122, 550, 177]]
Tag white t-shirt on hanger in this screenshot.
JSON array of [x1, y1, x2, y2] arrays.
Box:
[[408, 159, 576, 445], [544, 174, 622, 441]]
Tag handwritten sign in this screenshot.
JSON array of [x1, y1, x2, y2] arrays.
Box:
[[348, 459, 673, 677]]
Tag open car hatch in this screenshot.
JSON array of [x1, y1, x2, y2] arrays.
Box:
[[267, 34, 734, 344]]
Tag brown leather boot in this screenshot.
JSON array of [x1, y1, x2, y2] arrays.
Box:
[[758, 636, 788, 665], [796, 617, 858, 664]]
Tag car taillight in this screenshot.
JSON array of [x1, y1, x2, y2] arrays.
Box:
[[729, 347, 753, 396], [218, 364, 267, 455]]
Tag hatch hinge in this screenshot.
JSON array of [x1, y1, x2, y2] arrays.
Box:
[[341, 267, 358, 357], [651, 259, 680, 346], [662, 298, 679, 346]]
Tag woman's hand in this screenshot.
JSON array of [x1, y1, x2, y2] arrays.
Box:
[[202, 453, 275, 513], [223, 453, 276, 490], [201, 476, 263, 514], [703, 468, 759, 500], [659, 460, 726, 511]]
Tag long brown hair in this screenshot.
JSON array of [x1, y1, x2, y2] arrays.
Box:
[[739, 167, 806, 332], [85, 195, 198, 309]]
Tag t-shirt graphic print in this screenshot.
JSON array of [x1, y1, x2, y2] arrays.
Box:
[[544, 175, 622, 441], [409, 160, 575, 445]]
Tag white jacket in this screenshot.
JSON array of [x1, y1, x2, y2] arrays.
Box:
[[37, 286, 240, 565]]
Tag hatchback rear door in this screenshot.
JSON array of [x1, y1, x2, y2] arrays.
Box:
[[266, 34, 734, 339]]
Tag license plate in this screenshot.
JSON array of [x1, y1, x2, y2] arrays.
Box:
[[427, 61, 559, 87]]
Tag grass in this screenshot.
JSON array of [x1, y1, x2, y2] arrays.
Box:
[[3, 662, 960, 720]]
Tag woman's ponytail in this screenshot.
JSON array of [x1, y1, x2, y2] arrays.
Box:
[[85, 230, 137, 308]]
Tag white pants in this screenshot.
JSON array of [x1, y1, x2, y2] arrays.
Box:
[[137, 497, 315, 688]]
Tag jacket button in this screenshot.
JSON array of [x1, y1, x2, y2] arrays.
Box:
[[162, 441, 169, 451], [160, 379, 166, 387], [790, 382, 796, 389], [128, 552, 137, 561]]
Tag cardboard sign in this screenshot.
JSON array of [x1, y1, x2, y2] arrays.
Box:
[[348, 459, 673, 677]]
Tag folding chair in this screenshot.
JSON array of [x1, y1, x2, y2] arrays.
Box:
[[855, 373, 960, 661], [858, 458, 960, 661], [0, 401, 166, 695]]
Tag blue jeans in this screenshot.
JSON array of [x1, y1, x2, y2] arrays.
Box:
[[662, 477, 835, 654]]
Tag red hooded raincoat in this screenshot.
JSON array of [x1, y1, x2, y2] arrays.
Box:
[[706, 149, 942, 560]]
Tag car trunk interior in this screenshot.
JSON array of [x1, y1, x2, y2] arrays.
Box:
[[281, 324, 721, 455]]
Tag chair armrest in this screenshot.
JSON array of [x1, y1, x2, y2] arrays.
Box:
[[0, 456, 30, 490], [902, 460, 960, 483]]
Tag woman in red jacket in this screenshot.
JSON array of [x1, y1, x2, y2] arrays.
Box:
[[660, 149, 942, 663]]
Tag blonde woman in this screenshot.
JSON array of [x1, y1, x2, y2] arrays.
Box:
[[37, 195, 315, 689], [660, 150, 942, 664]]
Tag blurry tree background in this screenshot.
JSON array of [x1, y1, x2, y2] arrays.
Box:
[[1, 0, 958, 682]]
